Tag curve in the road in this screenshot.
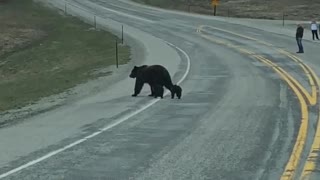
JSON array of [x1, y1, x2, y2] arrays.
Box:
[[0, 4, 191, 178], [201, 25, 318, 106], [197, 25, 320, 180], [3, 0, 319, 179]]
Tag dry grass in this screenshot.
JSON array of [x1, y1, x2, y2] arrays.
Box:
[[0, 0, 130, 111], [133, 0, 320, 20]]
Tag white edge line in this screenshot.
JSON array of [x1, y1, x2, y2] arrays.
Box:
[[0, 41, 190, 179], [165, 41, 191, 85]]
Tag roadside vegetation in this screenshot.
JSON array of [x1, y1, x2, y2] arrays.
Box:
[[133, 0, 319, 20], [0, 0, 130, 111]]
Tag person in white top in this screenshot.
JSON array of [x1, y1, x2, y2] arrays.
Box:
[[311, 20, 319, 40]]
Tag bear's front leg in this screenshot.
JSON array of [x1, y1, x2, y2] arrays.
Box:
[[132, 80, 144, 97], [170, 89, 175, 99]]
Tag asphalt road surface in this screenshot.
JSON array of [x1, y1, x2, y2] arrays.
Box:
[[1, 0, 320, 180]]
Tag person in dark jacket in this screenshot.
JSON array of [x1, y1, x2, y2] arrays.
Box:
[[296, 24, 304, 53]]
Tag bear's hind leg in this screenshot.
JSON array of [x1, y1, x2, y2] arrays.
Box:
[[148, 84, 155, 97]]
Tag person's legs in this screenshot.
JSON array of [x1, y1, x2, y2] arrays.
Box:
[[296, 38, 301, 52], [316, 31, 320, 40], [312, 30, 316, 40], [300, 39, 304, 52], [296, 38, 304, 53]]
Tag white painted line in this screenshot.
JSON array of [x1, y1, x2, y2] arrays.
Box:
[[0, 41, 190, 179], [165, 41, 191, 85]]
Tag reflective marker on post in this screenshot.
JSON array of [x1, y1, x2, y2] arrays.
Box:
[[211, 0, 219, 6], [211, 0, 219, 16]]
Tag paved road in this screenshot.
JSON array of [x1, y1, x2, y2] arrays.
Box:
[[1, 0, 320, 179]]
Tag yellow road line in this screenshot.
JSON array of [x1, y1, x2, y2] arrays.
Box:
[[239, 48, 254, 55], [273, 68, 309, 180], [198, 24, 320, 179], [276, 50, 320, 176], [277, 49, 319, 88], [203, 25, 274, 47], [199, 25, 317, 106], [197, 27, 315, 105], [290, 57, 320, 179], [301, 104, 320, 178], [299, 65, 315, 86], [301, 111, 320, 179], [279, 65, 316, 105], [255, 56, 309, 180], [277, 49, 318, 91], [196, 27, 310, 179], [256, 55, 310, 179]]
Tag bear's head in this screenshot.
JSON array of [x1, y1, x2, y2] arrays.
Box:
[[129, 66, 139, 78], [173, 85, 182, 99], [129, 65, 148, 78]]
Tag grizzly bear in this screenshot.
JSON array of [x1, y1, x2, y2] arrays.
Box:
[[129, 65, 182, 99]]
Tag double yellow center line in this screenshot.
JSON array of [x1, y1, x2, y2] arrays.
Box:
[[196, 25, 320, 180]]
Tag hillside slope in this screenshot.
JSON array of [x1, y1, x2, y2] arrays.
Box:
[[0, 0, 130, 112], [133, 0, 320, 20]]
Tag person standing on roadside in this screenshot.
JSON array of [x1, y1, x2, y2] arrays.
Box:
[[296, 24, 304, 53], [311, 20, 319, 40]]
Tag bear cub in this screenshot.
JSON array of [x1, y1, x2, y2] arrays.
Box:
[[171, 85, 182, 99]]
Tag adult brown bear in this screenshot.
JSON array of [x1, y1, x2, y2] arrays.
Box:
[[129, 65, 182, 99]]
